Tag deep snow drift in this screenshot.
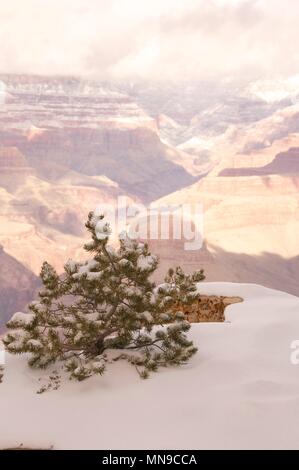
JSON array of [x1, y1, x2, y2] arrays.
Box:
[[1, 282, 299, 450]]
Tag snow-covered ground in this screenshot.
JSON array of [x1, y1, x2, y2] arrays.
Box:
[[1, 282, 299, 450]]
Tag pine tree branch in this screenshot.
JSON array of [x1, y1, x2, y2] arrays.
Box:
[[102, 245, 118, 273], [125, 338, 166, 352]]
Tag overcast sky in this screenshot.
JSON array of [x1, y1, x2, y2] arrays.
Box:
[[0, 0, 298, 80]]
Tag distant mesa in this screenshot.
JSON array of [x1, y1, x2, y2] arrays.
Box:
[[219, 147, 299, 176]]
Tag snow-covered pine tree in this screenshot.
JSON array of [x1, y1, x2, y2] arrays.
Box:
[[3, 211, 205, 383]]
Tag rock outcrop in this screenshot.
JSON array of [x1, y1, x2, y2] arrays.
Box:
[[0, 245, 39, 328], [175, 295, 243, 323]]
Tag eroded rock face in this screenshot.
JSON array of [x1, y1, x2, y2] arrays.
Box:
[[152, 160, 299, 295], [0, 147, 35, 192], [219, 147, 299, 176], [0, 245, 39, 328], [0, 75, 197, 291], [0, 175, 137, 275], [19, 125, 195, 202], [0, 75, 195, 203], [0, 147, 27, 167]]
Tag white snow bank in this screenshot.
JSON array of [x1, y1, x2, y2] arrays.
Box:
[[7, 312, 35, 327], [1, 282, 299, 450]]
